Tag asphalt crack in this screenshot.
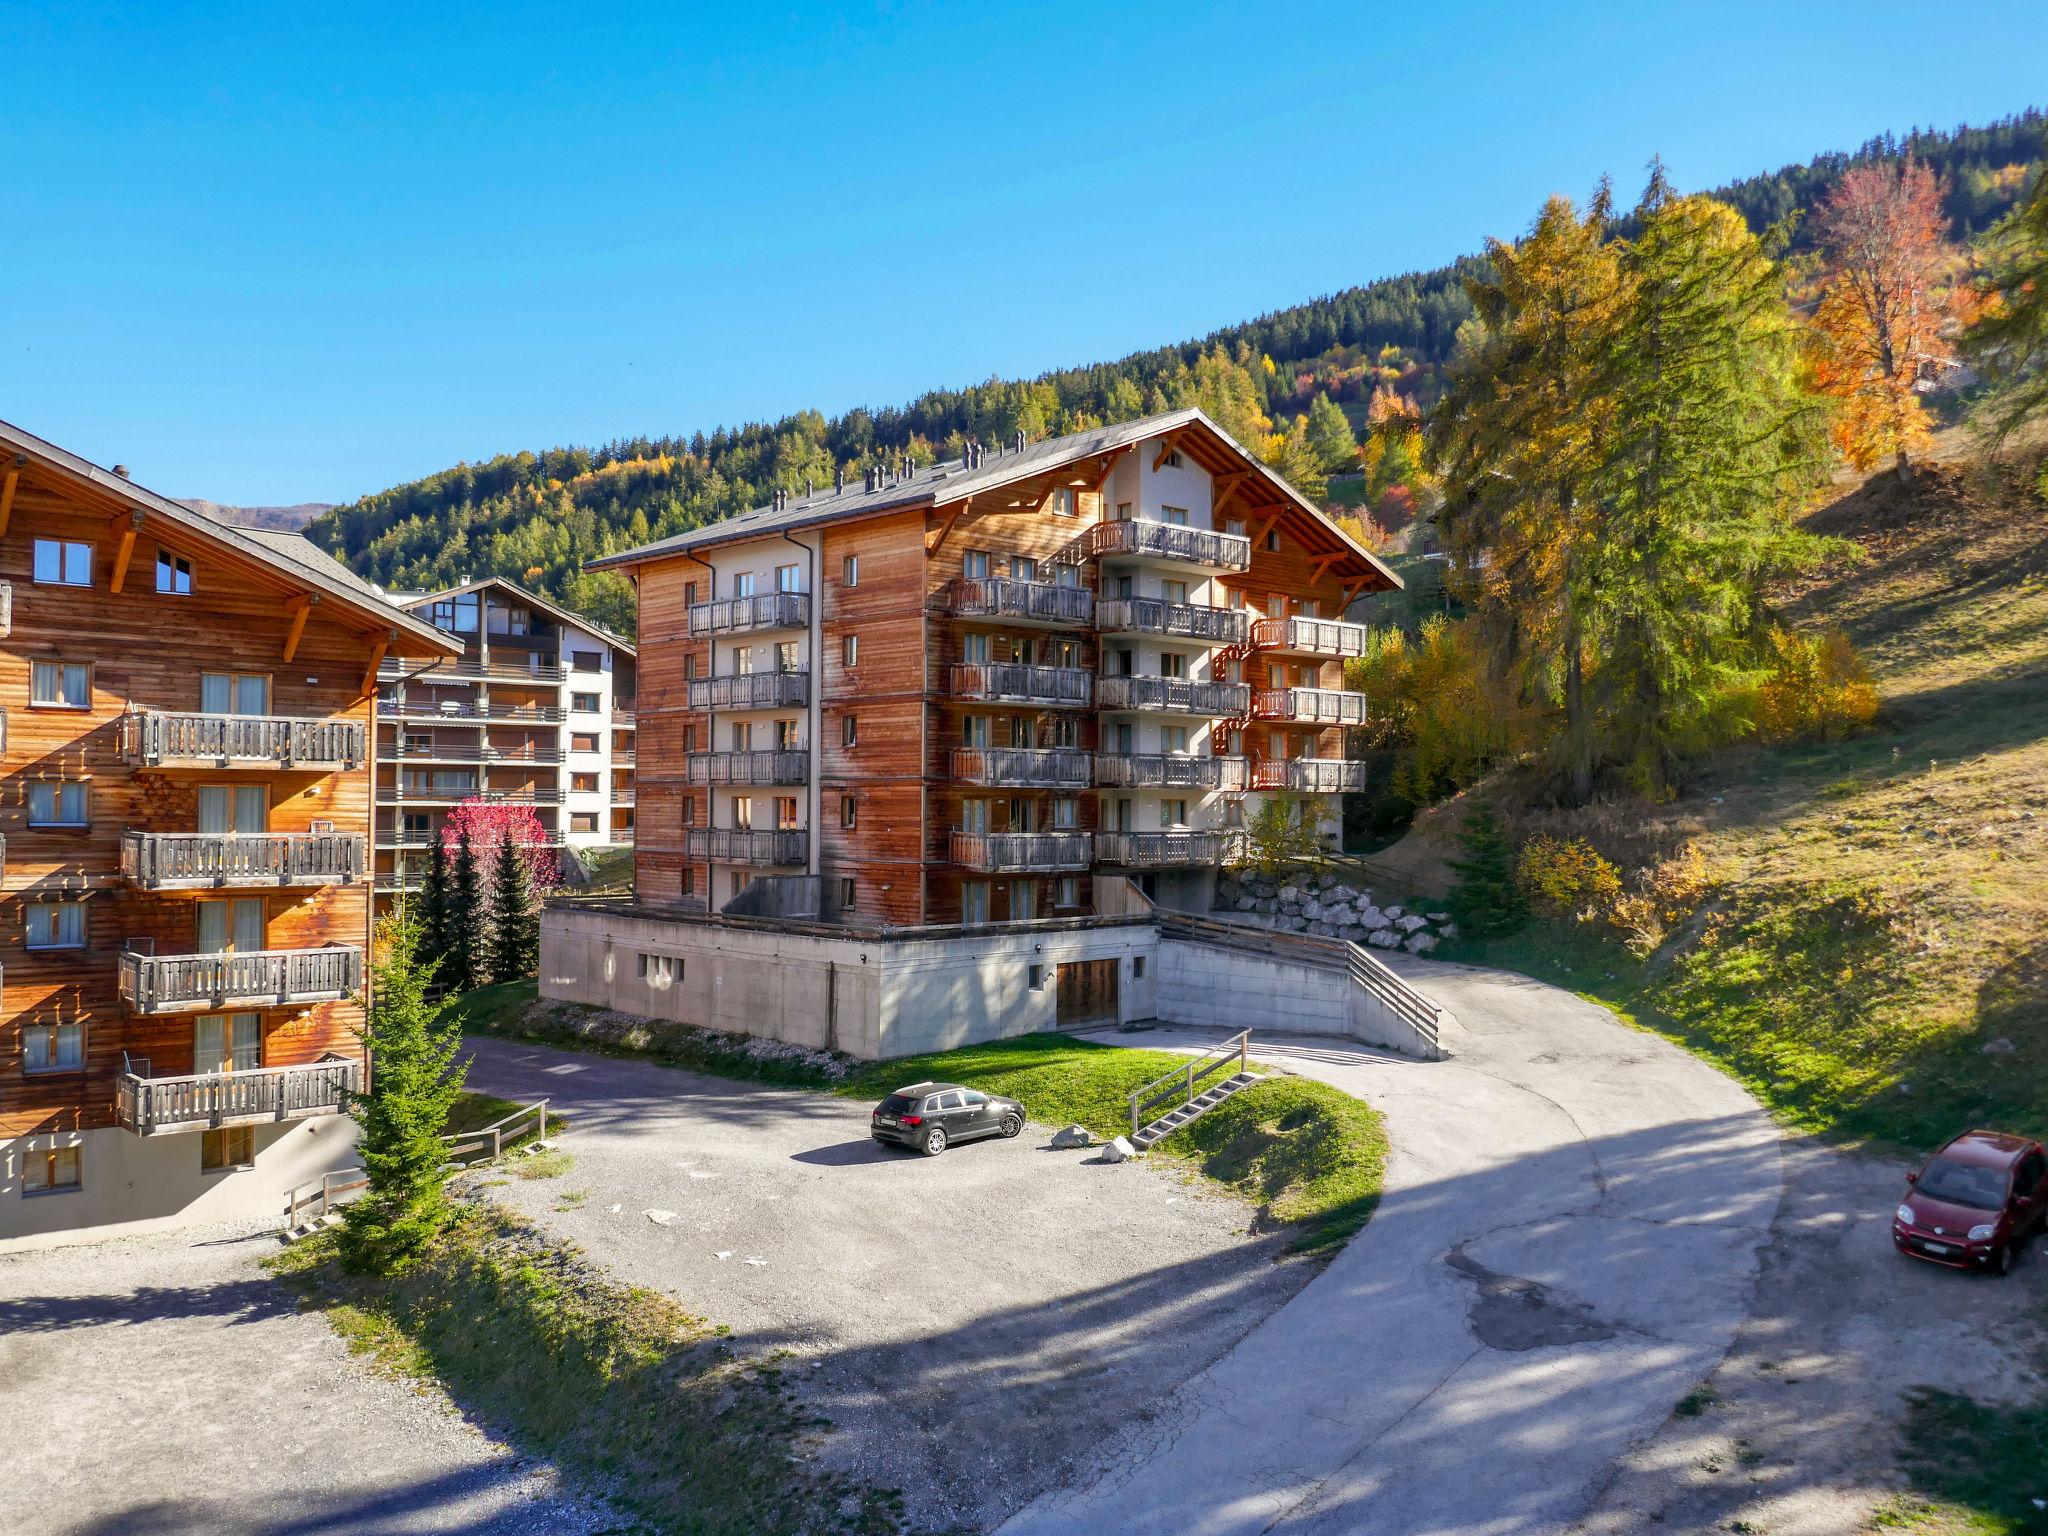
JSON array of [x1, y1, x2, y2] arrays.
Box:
[[1444, 1243, 1622, 1352]]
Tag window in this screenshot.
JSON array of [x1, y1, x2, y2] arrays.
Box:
[[636, 953, 679, 986], [200, 1126, 255, 1173], [201, 671, 269, 715], [1028, 964, 1046, 991], [194, 1013, 261, 1074], [196, 900, 265, 955], [679, 867, 697, 896], [1011, 555, 1038, 582], [1163, 725, 1190, 753], [1050, 487, 1076, 517], [842, 634, 859, 668], [429, 592, 479, 633], [734, 648, 756, 676], [572, 650, 603, 673], [1010, 880, 1037, 919], [30, 661, 90, 709], [571, 772, 599, 793], [1052, 797, 1078, 830], [1162, 799, 1189, 827], [774, 796, 799, 831], [775, 642, 799, 673], [1163, 505, 1189, 526], [22, 1022, 83, 1074], [489, 604, 533, 636], [775, 563, 802, 593], [961, 714, 989, 748], [962, 630, 990, 664], [684, 580, 699, 607], [571, 733, 599, 753], [1133, 955, 1148, 979], [842, 715, 858, 748], [1266, 593, 1287, 619], [1225, 518, 1247, 539], [733, 572, 756, 598], [571, 691, 600, 712], [25, 901, 86, 950], [730, 871, 748, 899], [682, 723, 700, 753], [842, 554, 859, 587], [33, 539, 92, 586], [570, 812, 599, 834], [841, 794, 858, 829], [732, 798, 754, 830], [961, 882, 990, 924], [27, 781, 88, 828], [730, 721, 754, 751], [155, 549, 194, 595], [23, 1145, 81, 1195], [839, 876, 857, 911], [1114, 502, 1133, 521], [1265, 529, 1281, 552], [1054, 876, 1080, 909], [1161, 450, 1183, 469], [683, 653, 699, 680], [1160, 652, 1186, 679], [962, 550, 991, 580]]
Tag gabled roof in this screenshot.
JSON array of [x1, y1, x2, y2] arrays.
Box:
[[400, 574, 636, 656], [584, 407, 1401, 592], [0, 417, 458, 657]]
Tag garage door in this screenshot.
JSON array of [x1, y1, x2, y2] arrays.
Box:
[[1056, 958, 1120, 1029]]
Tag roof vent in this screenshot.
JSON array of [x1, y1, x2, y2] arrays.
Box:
[[835, 467, 846, 495], [112, 464, 130, 479], [1015, 429, 1026, 453]]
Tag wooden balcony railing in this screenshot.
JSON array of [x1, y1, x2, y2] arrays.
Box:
[[949, 830, 1093, 873], [119, 946, 365, 1015], [1093, 830, 1242, 868], [688, 670, 810, 710], [116, 1057, 361, 1137], [936, 577, 1095, 626], [610, 790, 636, 805], [949, 663, 1094, 707], [378, 700, 564, 723], [688, 591, 810, 637], [1250, 758, 1371, 793], [683, 828, 808, 866], [1252, 687, 1370, 726], [384, 741, 563, 765], [380, 657, 566, 683], [949, 748, 1093, 787], [1086, 519, 1252, 572], [120, 831, 367, 890], [686, 749, 810, 785], [1095, 598, 1249, 645], [1095, 676, 1250, 716], [1093, 754, 1249, 791], [1251, 616, 1373, 659], [121, 713, 366, 770]]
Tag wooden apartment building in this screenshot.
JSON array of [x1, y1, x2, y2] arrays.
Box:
[[0, 421, 458, 1248], [589, 408, 1398, 927]]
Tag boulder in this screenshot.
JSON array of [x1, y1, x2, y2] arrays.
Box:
[[1367, 927, 1403, 949], [1049, 1124, 1095, 1149], [1099, 1136, 1137, 1164], [1981, 1037, 2018, 1057], [1384, 905, 1405, 921], [1307, 920, 1336, 937], [1258, 898, 1279, 914], [1236, 896, 1259, 912], [1397, 914, 1428, 933], [1425, 911, 1451, 923], [1438, 922, 1459, 941], [1279, 885, 1304, 906], [1404, 933, 1439, 954], [1355, 906, 1385, 929]]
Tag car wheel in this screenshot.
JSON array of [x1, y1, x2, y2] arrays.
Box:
[[922, 1126, 948, 1156], [999, 1112, 1023, 1139]]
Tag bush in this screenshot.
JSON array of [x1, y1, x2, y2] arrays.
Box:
[[1753, 628, 1879, 742], [1516, 835, 1623, 918], [1447, 801, 1527, 937]]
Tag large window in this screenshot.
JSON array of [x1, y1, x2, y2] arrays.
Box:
[[570, 732, 599, 753], [33, 538, 92, 587], [196, 899, 266, 955], [30, 660, 90, 709], [962, 550, 991, 580], [429, 592, 479, 633], [200, 672, 270, 716], [196, 785, 267, 834], [23, 1145, 81, 1195], [155, 549, 195, 595], [22, 1022, 83, 1074], [571, 691, 600, 712], [201, 1126, 255, 1172], [571, 651, 602, 672], [961, 882, 990, 924], [195, 1013, 261, 1074], [775, 563, 803, 593], [732, 572, 756, 598], [25, 901, 86, 951], [27, 781, 88, 828]]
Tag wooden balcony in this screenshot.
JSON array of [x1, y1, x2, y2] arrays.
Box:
[[1252, 616, 1373, 659], [949, 748, 1093, 788], [121, 831, 367, 891], [1095, 676, 1250, 716], [119, 946, 365, 1016], [121, 712, 366, 770], [1094, 830, 1242, 868], [936, 577, 1094, 627], [378, 699, 564, 723], [1086, 519, 1251, 572], [1252, 687, 1370, 726], [1251, 758, 1371, 793], [116, 1057, 361, 1137], [688, 591, 810, 637], [380, 657, 566, 684], [688, 670, 810, 710], [686, 749, 810, 785], [385, 741, 563, 765], [1093, 754, 1248, 791], [683, 828, 808, 866], [949, 663, 1094, 707], [1095, 598, 1248, 645], [949, 830, 1092, 873]]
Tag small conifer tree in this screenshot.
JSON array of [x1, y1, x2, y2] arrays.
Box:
[[1447, 801, 1527, 938], [489, 838, 539, 983], [448, 829, 484, 992], [417, 833, 454, 971]]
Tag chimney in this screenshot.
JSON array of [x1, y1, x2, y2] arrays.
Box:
[[836, 466, 846, 495], [1015, 429, 1026, 453], [112, 465, 130, 479], [804, 478, 813, 499]]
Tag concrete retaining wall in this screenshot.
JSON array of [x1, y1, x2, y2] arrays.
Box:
[[1157, 939, 1354, 1036]]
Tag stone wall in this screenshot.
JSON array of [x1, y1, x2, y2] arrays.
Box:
[[1215, 870, 1457, 954]]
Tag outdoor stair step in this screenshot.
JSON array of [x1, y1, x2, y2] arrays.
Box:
[[1130, 1072, 1258, 1149]]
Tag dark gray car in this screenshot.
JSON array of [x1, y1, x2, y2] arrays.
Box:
[[871, 1081, 1025, 1155]]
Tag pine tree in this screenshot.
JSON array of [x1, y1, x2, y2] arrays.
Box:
[[1305, 392, 1358, 473], [1446, 801, 1526, 938], [1962, 138, 2048, 443], [338, 911, 467, 1276], [448, 829, 484, 993], [416, 834, 453, 974], [489, 839, 539, 983]]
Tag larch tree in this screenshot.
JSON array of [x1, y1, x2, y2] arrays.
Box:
[[1961, 143, 2048, 443], [1808, 157, 1961, 478], [1305, 392, 1359, 473]]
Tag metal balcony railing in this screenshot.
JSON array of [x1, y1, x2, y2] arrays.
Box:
[[949, 748, 1093, 788], [384, 741, 562, 765], [949, 830, 1092, 873], [1250, 758, 1371, 793], [1095, 598, 1248, 645], [688, 671, 810, 710], [683, 828, 808, 866], [1092, 754, 1249, 791], [119, 946, 365, 1015], [116, 1057, 361, 1136], [687, 749, 811, 785], [378, 700, 564, 723], [688, 591, 810, 637], [120, 831, 366, 890], [936, 577, 1095, 625], [380, 658, 566, 683], [948, 663, 1094, 707], [1086, 519, 1252, 572], [1252, 687, 1370, 726], [1251, 616, 1373, 659], [1093, 830, 1242, 868], [121, 713, 366, 770], [1095, 676, 1250, 716]]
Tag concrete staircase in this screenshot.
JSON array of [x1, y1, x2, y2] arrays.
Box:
[[1131, 1069, 1258, 1151]]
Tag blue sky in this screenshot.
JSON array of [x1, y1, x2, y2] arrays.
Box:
[[4, 2, 2044, 506]]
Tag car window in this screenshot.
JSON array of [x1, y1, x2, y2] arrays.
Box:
[[923, 1096, 944, 1114], [938, 1092, 964, 1111], [1918, 1156, 2007, 1210], [2019, 1154, 2045, 1191], [880, 1093, 919, 1116], [962, 1090, 988, 1107]]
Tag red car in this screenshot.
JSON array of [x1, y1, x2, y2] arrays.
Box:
[[1893, 1129, 2048, 1274]]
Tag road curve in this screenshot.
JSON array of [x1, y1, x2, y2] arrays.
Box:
[[999, 956, 1782, 1536]]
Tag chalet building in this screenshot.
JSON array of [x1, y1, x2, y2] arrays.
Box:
[[0, 420, 458, 1248], [372, 578, 636, 907]]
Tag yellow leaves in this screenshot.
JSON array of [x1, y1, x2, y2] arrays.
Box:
[[1517, 834, 1623, 917], [1753, 628, 1879, 742]]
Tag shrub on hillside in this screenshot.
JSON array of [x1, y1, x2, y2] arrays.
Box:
[[1516, 835, 1623, 919], [1752, 628, 1880, 742]]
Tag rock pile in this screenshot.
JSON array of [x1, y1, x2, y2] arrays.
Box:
[[1214, 870, 1457, 954]]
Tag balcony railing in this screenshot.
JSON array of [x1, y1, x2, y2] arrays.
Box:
[[949, 830, 1092, 873], [1093, 754, 1248, 791], [611, 790, 636, 805], [688, 671, 810, 710], [949, 748, 1093, 788], [1095, 676, 1250, 716], [116, 1057, 361, 1137], [385, 741, 563, 765], [380, 658, 566, 683], [119, 946, 365, 1016], [1251, 758, 1371, 793], [689, 591, 810, 637], [1252, 687, 1370, 726], [1086, 519, 1252, 572], [385, 784, 560, 806], [949, 663, 1094, 707], [121, 831, 367, 890], [378, 700, 564, 723], [121, 713, 366, 770], [1094, 830, 1242, 868], [936, 577, 1095, 626], [683, 828, 808, 866], [1252, 616, 1373, 659], [687, 749, 810, 785], [1095, 598, 1249, 646]]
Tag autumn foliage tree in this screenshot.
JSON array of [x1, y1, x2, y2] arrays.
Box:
[[1808, 158, 1962, 477]]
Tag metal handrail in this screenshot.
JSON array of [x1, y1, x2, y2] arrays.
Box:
[[1128, 1031, 1252, 1136]]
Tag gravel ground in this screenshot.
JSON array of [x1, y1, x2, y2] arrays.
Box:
[[461, 1034, 1313, 1533], [0, 1220, 610, 1536]]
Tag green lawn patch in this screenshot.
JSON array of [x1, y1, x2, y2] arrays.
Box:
[[269, 1204, 906, 1536], [1873, 1386, 2048, 1534]]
